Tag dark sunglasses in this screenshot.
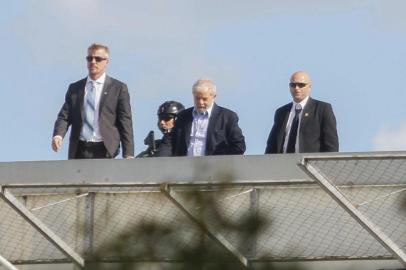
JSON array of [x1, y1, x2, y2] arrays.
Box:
[[159, 115, 174, 121], [86, 56, 108, 62], [289, 82, 307, 88]]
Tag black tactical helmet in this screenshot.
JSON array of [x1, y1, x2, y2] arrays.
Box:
[[157, 101, 185, 133], [157, 101, 185, 118]]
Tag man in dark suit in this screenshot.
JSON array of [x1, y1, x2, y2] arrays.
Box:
[[165, 78, 245, 156], [52, 43, 134, 159], [265, 71, 338, 154]]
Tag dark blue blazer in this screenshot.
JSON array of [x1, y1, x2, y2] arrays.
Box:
[[168, 103, 246, 156], [265, 97, 339, 154]]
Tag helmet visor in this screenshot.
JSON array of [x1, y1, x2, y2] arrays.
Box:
[[158, 114, 175, 121]]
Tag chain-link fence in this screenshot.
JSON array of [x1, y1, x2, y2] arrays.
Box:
[[0, 154, 405, 269], [303, 155, 406, 265]]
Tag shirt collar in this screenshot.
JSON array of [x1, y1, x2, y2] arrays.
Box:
[[293, 96, 309, 110], [87, 73, 106, 85], [193, 104, 213, 118]]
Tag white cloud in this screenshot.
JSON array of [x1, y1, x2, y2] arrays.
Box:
[[373, 124, 406, 151]]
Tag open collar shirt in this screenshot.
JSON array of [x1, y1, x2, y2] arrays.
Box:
[[187, 105, 214, 156]]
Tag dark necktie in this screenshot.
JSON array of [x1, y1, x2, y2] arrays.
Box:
[[286, 104, 302, 153]]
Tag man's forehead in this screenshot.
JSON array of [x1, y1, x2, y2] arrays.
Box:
[[194, 88, 214, 96], [290, 73, 311, 83], [88, 48, 108, 56]]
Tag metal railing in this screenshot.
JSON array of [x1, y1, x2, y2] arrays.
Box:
[[0, 152, 405, 268]]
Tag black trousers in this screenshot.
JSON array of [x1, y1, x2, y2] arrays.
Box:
[[75, 141, 111, 159]]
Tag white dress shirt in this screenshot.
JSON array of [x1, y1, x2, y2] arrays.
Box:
[[282, 96, 309, 153]]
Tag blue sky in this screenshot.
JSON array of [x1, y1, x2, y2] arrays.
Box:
[[1, 0, 405, 161]]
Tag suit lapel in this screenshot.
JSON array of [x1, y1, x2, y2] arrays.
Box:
[[205, 103, 219, 154], [281, 104, 291, 133], [98, 75, 111, 116], [184, 109, 194, 148], [277, 103, 291, 152], [78, 78, 87, 121], [300, 97, 314, 130], [298, 97, 314, 151]]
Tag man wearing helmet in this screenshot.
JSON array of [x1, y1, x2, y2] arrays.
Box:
[[136, 101, 185, 157], [161, 78, 246, 156]]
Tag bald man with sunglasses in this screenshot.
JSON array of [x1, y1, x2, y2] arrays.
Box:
[[265, 71, 339, 154], [52, 43, 134, 159]]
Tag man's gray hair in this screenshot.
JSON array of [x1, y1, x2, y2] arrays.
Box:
[[88, 43, 110, 57], [192, 78, 217, 95]]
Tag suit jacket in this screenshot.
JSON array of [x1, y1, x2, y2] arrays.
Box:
[[168, 103, 246, 156], [265, 97, 339, 154], [53, 76, 134, 159]]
